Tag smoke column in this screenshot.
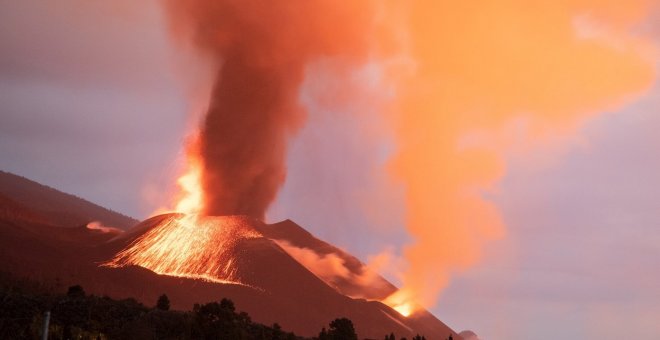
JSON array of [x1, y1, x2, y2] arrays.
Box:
[[163, 0, 379, 218]]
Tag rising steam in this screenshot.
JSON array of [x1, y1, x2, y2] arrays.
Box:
[[161, 0, 657, 314]]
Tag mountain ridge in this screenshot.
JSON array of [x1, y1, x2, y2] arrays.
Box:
[[0, 170, 138, 229]]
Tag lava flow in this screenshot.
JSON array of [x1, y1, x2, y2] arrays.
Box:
[[105, 214, 262, 286], [383, 289, 417, 317]]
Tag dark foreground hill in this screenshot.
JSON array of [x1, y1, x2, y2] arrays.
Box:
[[0, 171, 461, 339]]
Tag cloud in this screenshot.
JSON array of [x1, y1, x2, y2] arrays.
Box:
[[273, 239, 392, 298], [459, 330, 481, 340], [86, 221, 123, 234]]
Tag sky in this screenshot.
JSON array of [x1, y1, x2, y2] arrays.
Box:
[[1, 1, 659, 339]]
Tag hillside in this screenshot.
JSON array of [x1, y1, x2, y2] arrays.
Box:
[[0, 170, 137, 229], [0, 172, 461, 339]]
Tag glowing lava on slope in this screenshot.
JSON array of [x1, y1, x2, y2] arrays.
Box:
[[104, 214, 262, 286], [384, 289, 417, 317]]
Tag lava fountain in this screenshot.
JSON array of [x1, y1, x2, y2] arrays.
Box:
[[173, 138, 204, 215], [105, 214, 261, 285], [103, 142, 265, 286]]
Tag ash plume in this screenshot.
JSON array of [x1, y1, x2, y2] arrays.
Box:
[[163, 0, 378, 219]]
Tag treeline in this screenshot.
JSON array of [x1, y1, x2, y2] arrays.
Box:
[[1, 282, 299, 339], [0, 273, 431, 340]]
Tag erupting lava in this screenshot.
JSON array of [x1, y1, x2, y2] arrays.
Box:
[[384, 289, 417, 317], [174, 137, 205, 215], [105, 214, 262, 286], [393, 304, 413, 318], [104, 137, 258, 284], [103, 133, 266, 285]]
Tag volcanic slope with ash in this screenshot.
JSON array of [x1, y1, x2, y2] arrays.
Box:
[[0, 174, 460, 339]]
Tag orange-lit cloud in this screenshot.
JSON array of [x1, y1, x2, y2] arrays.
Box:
[[273, 239, 393, 299], [386, 0, 657, 310], [86, 221, 123, 235], [274, 240, 351, 284]]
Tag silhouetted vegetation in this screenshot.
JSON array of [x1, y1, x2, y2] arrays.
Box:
[[156, 294, 170, 311], [318, 318, 357, 340], [385, 333, 430, 340], [0, 284, 294, 339], [0, 273, 431, 339]]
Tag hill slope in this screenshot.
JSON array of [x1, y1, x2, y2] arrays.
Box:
[[0, 170, 137, 229]]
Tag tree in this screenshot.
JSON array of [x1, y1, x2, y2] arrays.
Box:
[[57, 285, 90, 339], [156, 294, 170, 311], [192, 298, 251, 339], [319, 327, 330, 340], [327, 318, 357, 340], [66, 285, 85, 298], [220, 297, 235, 312], [272, 323, 284, 340]]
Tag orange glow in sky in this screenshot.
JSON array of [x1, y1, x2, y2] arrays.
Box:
[[382, 0, 656, 312]]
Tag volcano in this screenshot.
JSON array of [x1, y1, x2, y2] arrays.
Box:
[[0, 171, 460, 339]]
